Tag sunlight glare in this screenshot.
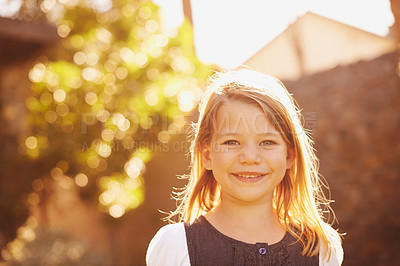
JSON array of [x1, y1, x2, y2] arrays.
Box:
[[177, 90, 196, 112]]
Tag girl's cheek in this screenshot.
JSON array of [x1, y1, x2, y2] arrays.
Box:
[[216, 148, 236, 158], [214, 144, 230, 154]]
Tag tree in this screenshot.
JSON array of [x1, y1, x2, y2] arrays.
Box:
[[26, 0, 211, 216], [1, 0, 212, 260]]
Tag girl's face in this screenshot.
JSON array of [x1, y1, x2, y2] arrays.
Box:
[[201, 99, 294, 205]]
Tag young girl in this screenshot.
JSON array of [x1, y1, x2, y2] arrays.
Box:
[[146, 70, 343, 265]]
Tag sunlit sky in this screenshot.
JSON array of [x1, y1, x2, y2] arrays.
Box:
[[154, 0, 395, 69], [0, 0, 395, 69]]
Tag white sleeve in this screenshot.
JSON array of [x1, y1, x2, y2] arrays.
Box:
[[146, 223, 190, 266], [319, 235, 344, 266]]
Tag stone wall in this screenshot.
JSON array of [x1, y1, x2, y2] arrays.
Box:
[[285, 50, 400, 266]]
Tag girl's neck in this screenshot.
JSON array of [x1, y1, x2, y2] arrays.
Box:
[[204, 197, 285, 244], [213, 199, 276, 224]]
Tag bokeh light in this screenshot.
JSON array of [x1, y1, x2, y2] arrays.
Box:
[[86, 52, 99, 66], [40, 92, 53, 105], [53, 89, 66, 103], [56, 104, 69, 116], [85, 92, 98, 105], [96, 109, 110, 122], [25, 136, 38, 149], [50, 167, 63, 181], [146, 68, 160, 81], [59, 176, 74, 189], [115, 67, 128, 80], [27, 193, 40, 206], [87, 155, 100, 169], [15, 0, 212, 231], [32, 178, 44, 192], [17, 224, 36, 242], [124, 157, 144, 179], [57, 24, 71, 38], [103, 73, 116, 85], [109, 204, 125, 218], [157, 130, 171, 143], [96, 27, 112, 43], [73, 52, 87, 65], [45, 111, 57, 123], [145, 89, 159, 106], [70, 34, 84, 48], [101, 129, 114, 142], [177, 90, 196, 112], [145, 19, 159, 33], [119, 47, 135, 63], [29, 63, 46, 83], [96, 142, 112, 158], [75, 173, 88, 187], [82, 67, 100, 82]]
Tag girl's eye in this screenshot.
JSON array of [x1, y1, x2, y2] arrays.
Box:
[[223, 140, 240, 146], [260, 140, 275, 146]]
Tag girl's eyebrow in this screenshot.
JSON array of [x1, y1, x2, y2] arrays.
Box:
[[257, 132, 280, 136], [216, 132, 280, 137]]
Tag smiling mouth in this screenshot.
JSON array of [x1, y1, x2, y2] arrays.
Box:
[[231, 172, 267, 182], [235, 174, 264, 179]]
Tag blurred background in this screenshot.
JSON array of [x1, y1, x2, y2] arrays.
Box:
[[0, 0, 399, 265]]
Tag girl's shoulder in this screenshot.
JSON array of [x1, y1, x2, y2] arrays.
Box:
[[146, 223, 190, 266], [319, 234, 344, 266]]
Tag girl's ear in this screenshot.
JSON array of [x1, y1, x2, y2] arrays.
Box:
[[286, 147, 295, 169], [201, 145, 212, 170]]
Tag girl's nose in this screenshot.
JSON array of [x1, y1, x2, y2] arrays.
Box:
[[238, 145, 261, 165]]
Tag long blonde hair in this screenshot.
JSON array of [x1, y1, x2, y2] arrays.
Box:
[[167, 70, 341, 259]]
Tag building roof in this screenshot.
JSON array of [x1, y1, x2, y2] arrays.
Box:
[[242, 12, 398, 80], [0, 16, 59, 65]]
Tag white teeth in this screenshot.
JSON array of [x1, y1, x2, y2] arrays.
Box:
[[237, 174, 262, 178]]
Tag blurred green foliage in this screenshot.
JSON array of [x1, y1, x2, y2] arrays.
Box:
[[2, 217, 111, 265], [21, 0, 212, 218]]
